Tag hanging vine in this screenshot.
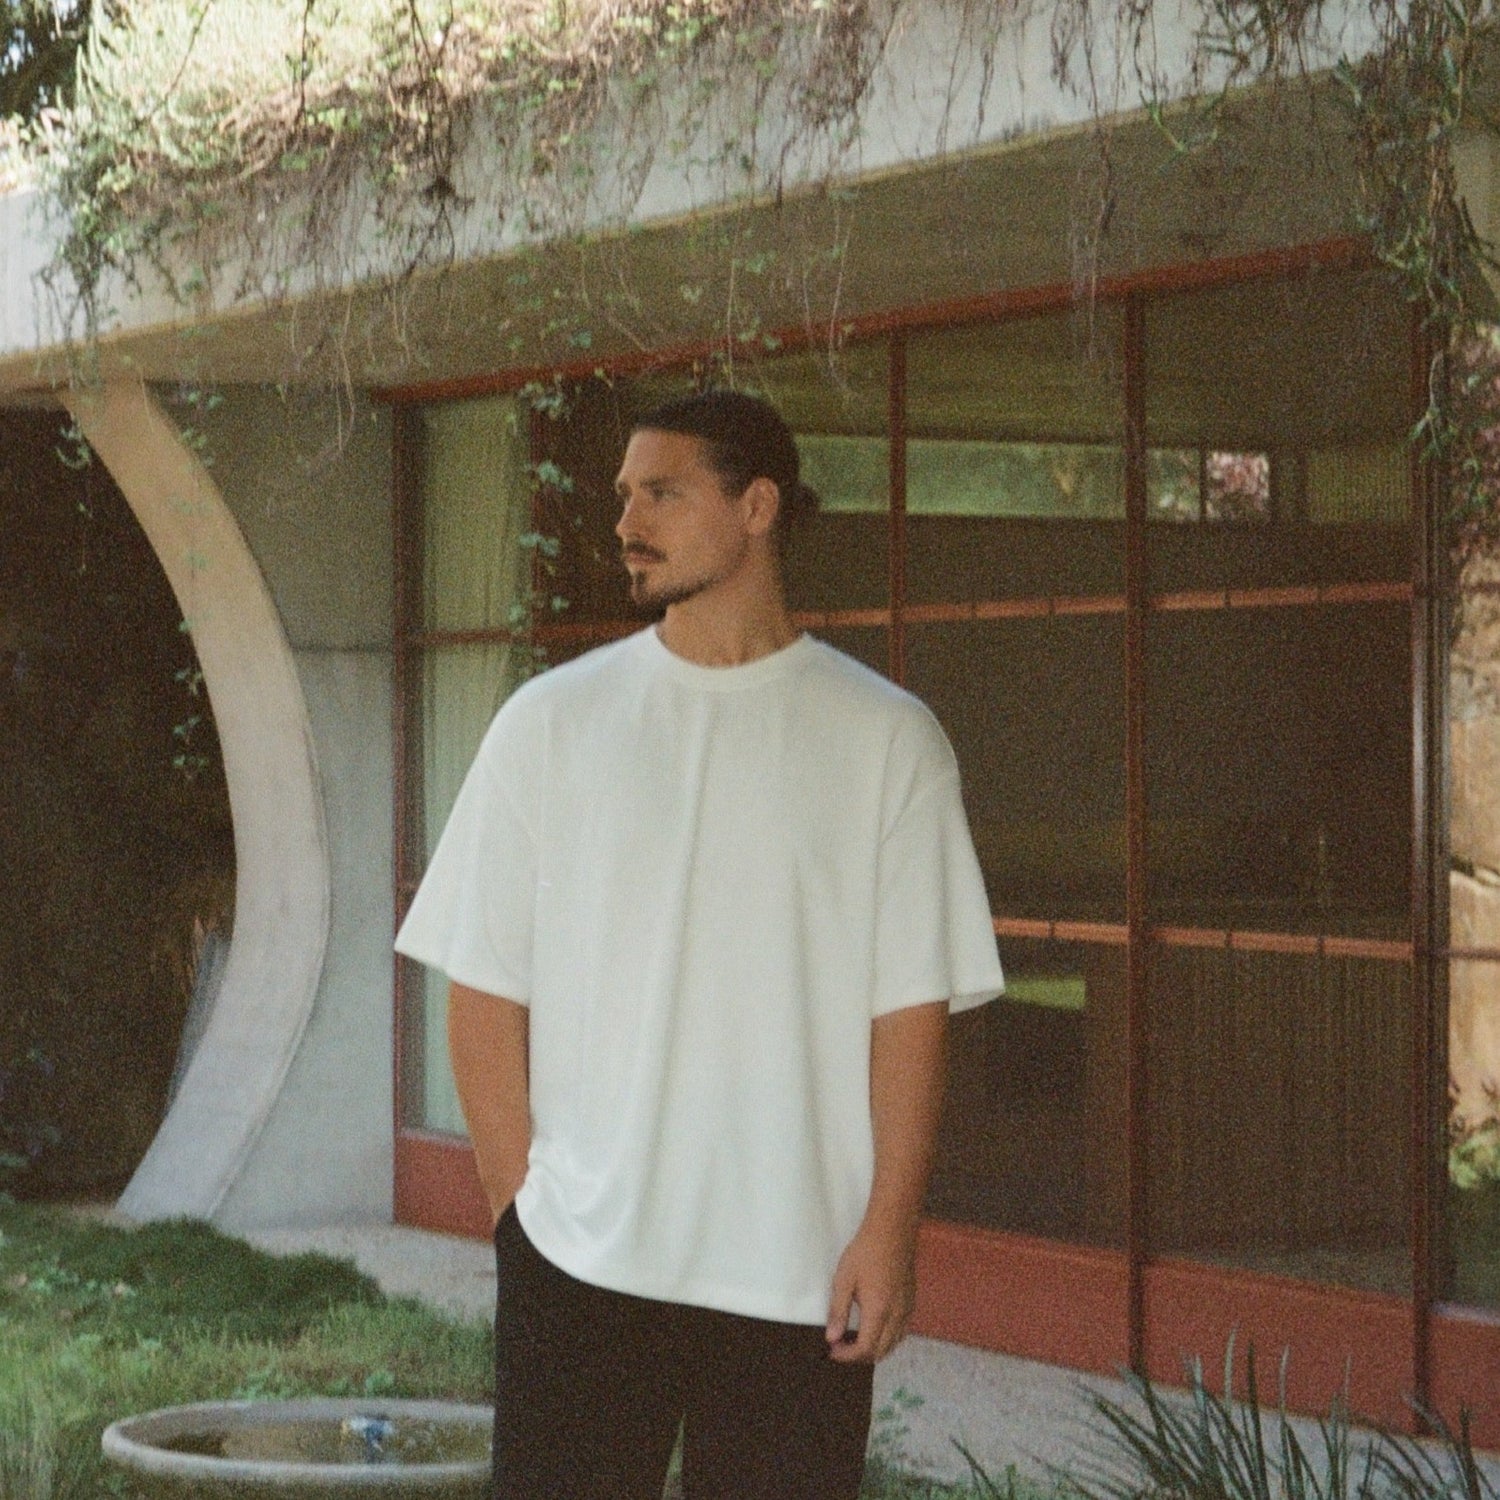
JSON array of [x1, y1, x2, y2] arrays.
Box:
[[3, 0, 1500, 543]]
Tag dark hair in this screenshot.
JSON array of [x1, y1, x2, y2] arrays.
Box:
[[629, 389, 820, 542]]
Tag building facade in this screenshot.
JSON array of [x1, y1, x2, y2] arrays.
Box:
[[1, 0, 1498, 1444]]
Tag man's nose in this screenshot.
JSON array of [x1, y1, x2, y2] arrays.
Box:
[[615, 494, 639, 540]]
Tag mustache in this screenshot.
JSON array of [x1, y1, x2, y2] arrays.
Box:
[[622, 544, 665, 564]]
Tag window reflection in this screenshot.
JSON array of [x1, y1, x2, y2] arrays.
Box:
[[929, 938, 1124, 1246], [1148, 944, 1412, 1296], [906, 308, 1125, 601]]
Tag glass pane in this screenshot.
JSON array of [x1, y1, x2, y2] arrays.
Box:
[[401, 639, 530, 1134], [534, 379, 641, 627], [745, 340, 891, 615], [815, 624, 890, 678], [929, 938, 1124, 1246], [1148, 943, 1412, 1295], [1149, 449, 1273, 523], [539, 346, 891, 621], [906, 308, 1125, 603], [1145, 602, 1410, 939], [419, 396, 531, 633], [1446, 959, 1500, 1309], [905, 616, 1126, 923], [1451, 546, 1500, 1307], [1145, 268, 1410, 593]]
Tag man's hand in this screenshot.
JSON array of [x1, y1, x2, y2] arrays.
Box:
[[825, 1218, 918, 1363]]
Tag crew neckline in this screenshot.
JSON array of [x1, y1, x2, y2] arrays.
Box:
[[641, 625, 815, 690]]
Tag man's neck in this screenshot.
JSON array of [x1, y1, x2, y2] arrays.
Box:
[[656, 590, 799, 668]]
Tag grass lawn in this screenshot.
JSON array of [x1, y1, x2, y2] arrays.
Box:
[[0, 1198, 1012, 1499]]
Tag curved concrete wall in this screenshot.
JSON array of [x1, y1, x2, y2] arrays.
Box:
[[64, 380, 332, 1222]]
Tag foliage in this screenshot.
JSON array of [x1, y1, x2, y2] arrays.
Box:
[[18, 0, 997, 349], [1449, 1099, 1500, 1190], [1338, 0, 1500, 538], [1025, 1347, 1496, 1500], [0, 1040, 61, 1192], [860, 1386, 1053, 1499], [0, 1203, 385, 1340], [0, 1201, 1020, 1500], [0, 1201, 491, 1500], [1, 0, 96, 120], [1049, 0, 1500, 544], [5, 0, 1500, 544]]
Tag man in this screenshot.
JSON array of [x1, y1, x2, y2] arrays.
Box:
[[395, 389, 1003, 1499]]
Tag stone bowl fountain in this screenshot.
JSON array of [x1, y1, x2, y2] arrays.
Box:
[[101, 1396, 491, 1499]]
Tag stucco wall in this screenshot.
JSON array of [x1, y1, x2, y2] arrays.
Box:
[[189, 385, 395, 1228]]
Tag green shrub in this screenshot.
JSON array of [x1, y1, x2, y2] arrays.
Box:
[[0, 1202, 491, 1499]]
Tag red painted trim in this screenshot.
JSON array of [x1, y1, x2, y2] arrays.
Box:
[[889, 334, 907, 686], [1156, 589, 1228, 611], [1230, 929, 1322, 956], [394, 1131, 493, 1241], [1123, 292, 1149, 1371], [1430, 1306, 1500, 1449], [392, 1130, 1500, 1450], [371, 239, 1368, 408], [1324, 580, 1413, 605], [405, 626, 527, 649], [1323, 935, 1413, 962], [1142, 1258, 1417, 1432], [1411, 304, 1442, 1418], [993, 916, 1129, 945], [1054, 593, 1128, 617], [1151, 581, 1412, 614], [912, 1221, 1130, 1374], [993, 916, 1053, 940], [1153, 925, 1230, 949], [1148, 928, 1413, 961], [1055, 919, 1129, 945], [402, 578, 1410, 653], [1230, 585, 1319, 609], [391, 408, 420, 1143], [794, 607, 890, 630]]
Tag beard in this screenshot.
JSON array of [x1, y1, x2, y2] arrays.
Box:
[[627, 567, 714, 611], [623, 543, 738, 613]]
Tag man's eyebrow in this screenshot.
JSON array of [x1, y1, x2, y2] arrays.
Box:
[[616, 474, 676, 495]]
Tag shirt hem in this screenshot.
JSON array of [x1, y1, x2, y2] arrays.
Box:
[[515, 1204, 833, 1327]]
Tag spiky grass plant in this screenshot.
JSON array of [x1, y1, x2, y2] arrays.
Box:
[[973, 1343, 1497, 1500], [1373, 1408, 1497, 1500], [1059, 1349, 1373, 1500], [0, 1373, 92, 1500]]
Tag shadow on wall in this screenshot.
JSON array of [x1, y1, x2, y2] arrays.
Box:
[[0, 409, 234, 1198]]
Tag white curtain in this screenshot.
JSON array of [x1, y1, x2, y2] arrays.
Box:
[[418, 396, 530, 1133]]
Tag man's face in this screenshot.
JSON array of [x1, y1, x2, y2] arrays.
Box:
[[614, 429, 755, 611]]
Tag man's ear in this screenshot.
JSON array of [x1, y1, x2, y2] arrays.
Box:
[[741, 476, 782, 539]]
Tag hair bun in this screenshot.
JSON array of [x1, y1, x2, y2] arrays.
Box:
[[784, 480, 821, 529]]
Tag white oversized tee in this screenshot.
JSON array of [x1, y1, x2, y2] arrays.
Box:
[[396, 627, 1004, 1325]]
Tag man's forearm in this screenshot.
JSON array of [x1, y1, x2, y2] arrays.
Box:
[[448, 982, 531, 1224], [827, 999, 948, 1362], [865, 1000, 948, 1235]]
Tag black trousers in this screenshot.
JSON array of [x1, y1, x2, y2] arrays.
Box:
[[491, 1204, 874, 1500]]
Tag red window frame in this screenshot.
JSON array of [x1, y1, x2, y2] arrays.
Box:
[[382, 237, 1500, 1443]]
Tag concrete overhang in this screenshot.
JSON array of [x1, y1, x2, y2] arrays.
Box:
[[3, 0, 1473, 398], [0, 88, 1372, 398]]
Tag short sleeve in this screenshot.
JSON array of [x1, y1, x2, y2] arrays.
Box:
[[394, 710, 539, 1003], [872, 770, 1005, 1017]]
